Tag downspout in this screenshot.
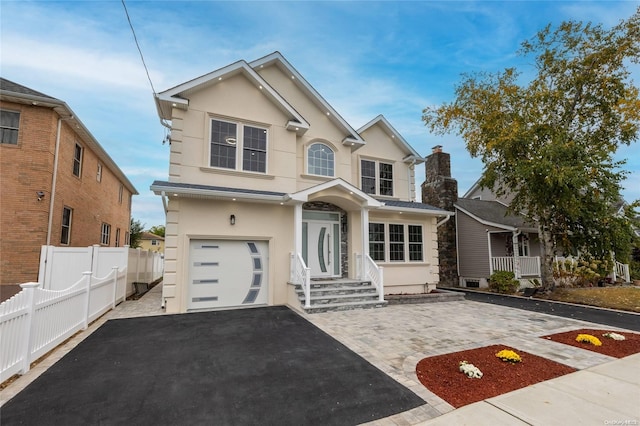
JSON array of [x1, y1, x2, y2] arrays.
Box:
[[160, 191, 168, 215], [46, 117, 65, 245], [407, 159, 416, 201], [436, 215, 451, 228]]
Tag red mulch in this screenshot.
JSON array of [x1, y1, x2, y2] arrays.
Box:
[[541, 328, 640, 358], [415, 344, 576, 408]]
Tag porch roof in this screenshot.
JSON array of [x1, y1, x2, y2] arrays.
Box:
[[455, 198, 537, 232]]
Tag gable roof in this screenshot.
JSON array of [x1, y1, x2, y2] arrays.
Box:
[[141, 231, 164, 241], [155, 59, 310, 136], [358, 114, 424, 164], [249, 52, 366, 149], [455, 198, 536, 231], [0, 78, 138, 195]]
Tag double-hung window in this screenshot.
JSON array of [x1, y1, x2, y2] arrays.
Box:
[[61, 207, 72, 245], [0, 110, 20, 144], [101, 223, 111, 245], [210, 118, 267, 173], [73, 143, 83, 177], [368, 223, 423, 262], [361, 159, 393, 196]]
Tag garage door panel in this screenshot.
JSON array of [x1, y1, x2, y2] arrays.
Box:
[[188, 240, 268, 310]]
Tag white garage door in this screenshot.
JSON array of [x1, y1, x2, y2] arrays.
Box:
[[188, 239, 268, 310]]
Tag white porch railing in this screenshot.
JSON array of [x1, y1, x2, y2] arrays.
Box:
[[614, 261, 630, 283], [290, 253, 311, 309], [0, 267, 125, 382], [356, 253, 384, 302], [491, 256, 541, 277]]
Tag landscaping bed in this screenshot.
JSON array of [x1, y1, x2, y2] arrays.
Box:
[[542, 328, 640, 358]]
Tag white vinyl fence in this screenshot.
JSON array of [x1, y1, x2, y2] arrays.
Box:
[[1, 246, 163, 382]]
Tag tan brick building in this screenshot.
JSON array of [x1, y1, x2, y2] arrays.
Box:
[[0, 78, 138, 286]]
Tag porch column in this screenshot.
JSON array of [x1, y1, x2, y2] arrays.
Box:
[[361, 208, 369, 256], [512, 231, 521, 279], [294, 202, 303, 255], [487, 231, 494, 276], [361, 208, 369, 280]]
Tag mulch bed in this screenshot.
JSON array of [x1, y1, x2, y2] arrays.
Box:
[[542, 328, 640, 358], [416, 344, 576, 408]]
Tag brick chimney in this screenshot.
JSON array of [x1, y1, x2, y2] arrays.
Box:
[[422, 146, 458, 286]]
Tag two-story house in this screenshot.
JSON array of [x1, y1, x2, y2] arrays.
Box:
[[139, 231, 165, 254], [0, 78, 138, 289], [151, 52, 451, 314]]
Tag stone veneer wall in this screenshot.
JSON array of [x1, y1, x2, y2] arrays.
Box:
[[421, 150, 459, 287], [302, 202, 348, 277]]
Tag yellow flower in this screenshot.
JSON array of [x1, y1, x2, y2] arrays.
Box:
[[495, 349, 522, 363], [576, 334, 602, 346]]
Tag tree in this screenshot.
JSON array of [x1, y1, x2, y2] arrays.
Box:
[[423, 10, 640, 290], [148, 225, 165, 237], [129, 218, 145, 249]]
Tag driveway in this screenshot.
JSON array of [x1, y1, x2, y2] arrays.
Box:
[[0, 306, 423, 426]]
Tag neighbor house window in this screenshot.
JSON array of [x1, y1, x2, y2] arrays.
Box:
[[151, 239, 158, 246], [96, 163, 102, 182], [361, 159, 393, 196], [369, 223, 385, 261], [73, 143, 83, 177], [0, 110, 20, 144], [101, 223, 111, 245], [368, 223, 423, 263], [118, 184, 124, 204], [61, 206, 72, 245], [210, 118, 267, 173], [125, 231, 130, 246], [307, 143, 334, 177], [115, 228, 121, 247]]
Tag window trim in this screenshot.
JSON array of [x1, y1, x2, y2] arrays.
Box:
[[73, 143, 83, 177], [101, 223, 111, 246], [360, 158, 394, 197], [61, 206, 72, 245], [0, 109, 20, 145], [306, 142, 335, 177], [368, 222, 424, 263], [208, 117, 268, 174]]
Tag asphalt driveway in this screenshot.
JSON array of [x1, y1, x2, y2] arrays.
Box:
[[0, 306, 424, 426]]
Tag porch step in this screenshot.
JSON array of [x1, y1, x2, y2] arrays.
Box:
[[293, 279, 387, 313]]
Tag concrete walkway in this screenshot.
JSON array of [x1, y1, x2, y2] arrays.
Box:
[[2, 283, 639, 425]]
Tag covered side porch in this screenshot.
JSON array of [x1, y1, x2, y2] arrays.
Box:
[[488, 229, 542, 280]]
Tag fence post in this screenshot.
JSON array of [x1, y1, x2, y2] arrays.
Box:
[[18, 282, 39, 375], [135, 248, 141, 283], [112, 266, 119, 309], [82, 271, 92, 330]]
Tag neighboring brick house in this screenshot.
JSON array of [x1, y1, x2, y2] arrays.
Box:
[[139, 231, 165, 254], [0, 78, 138, 286]]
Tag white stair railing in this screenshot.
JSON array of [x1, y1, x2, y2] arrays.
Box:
[[290, 253, 311, 309], [614, 261, 630, 283], [360, 253, 384, 302]]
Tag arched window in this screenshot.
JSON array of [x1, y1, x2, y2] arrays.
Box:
[[307, 143, 334, 177]]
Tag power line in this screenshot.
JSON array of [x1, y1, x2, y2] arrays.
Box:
[[121, 0, 157, 96]]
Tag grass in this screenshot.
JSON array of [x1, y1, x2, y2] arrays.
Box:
[[536, 286, 640, 313]]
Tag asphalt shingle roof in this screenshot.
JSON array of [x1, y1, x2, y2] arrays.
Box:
[[455, 198, 535, 229]]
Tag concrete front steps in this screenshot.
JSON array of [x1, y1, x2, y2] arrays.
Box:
[[294, 278, 388, 313]]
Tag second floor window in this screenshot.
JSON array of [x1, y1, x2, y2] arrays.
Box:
[[73, 143, 83, 177], [361, 159, 394, 196], [101, 223, 111, 245], [307, 143, 335, 177], [118, 184, 124, 204], [0, 110, 20, 145], [210, 118, 267, 173]]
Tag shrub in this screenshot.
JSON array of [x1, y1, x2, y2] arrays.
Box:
[[488, 271, 520, 294]]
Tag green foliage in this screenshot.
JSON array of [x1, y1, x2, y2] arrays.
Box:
[[148, 225, 165, 237], [423, 10, 640, 289], [129, 218, 145, 249], [489, 271, 520, 294], [553, 257, 612, 287]]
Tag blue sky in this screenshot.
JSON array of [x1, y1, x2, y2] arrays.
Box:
[[2, 1, 638, 228]]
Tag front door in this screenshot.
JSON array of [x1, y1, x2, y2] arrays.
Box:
[[303, 211, 341, 278]]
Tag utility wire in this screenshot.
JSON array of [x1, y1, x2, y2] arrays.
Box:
[[121, 0, 157, 96]]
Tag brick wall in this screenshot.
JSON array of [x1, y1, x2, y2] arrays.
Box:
[[1, 101, 132, 285]]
